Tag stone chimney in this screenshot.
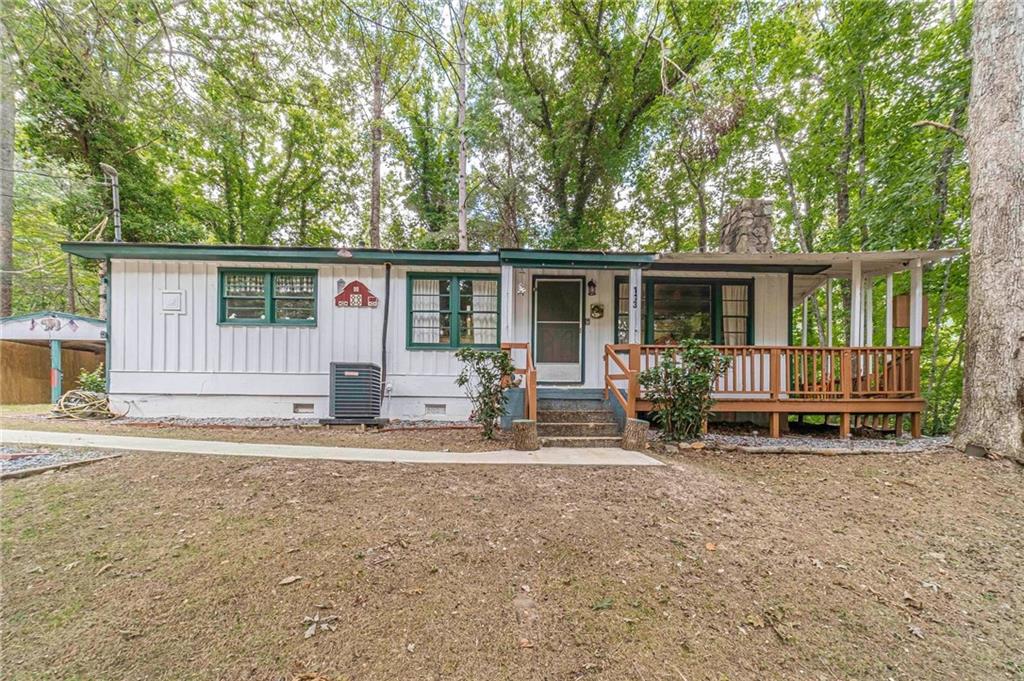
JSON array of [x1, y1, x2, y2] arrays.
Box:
[[717, 198, 773, 253]]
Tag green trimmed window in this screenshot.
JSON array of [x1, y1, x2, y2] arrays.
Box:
[[219, 269, 317, 325], [615, 278, 753, 345], [408, 274, 499, 349]]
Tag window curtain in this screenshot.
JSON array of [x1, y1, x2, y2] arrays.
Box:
[[471, 279, 498, 345], [721, 284, 749, 345], [412, 278, 441, 344]]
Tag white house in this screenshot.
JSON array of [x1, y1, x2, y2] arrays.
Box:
[[62, 237, 958, 439]]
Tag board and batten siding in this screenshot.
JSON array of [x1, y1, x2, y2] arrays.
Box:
[[109, 259, 497, 418], [108, 258, 792, 418]]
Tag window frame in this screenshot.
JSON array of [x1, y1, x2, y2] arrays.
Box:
[[218, 268, 318, 327], [614, 276, 754, 345], [406, 272, 501, 350]]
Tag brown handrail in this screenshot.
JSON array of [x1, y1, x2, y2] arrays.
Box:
[[604, 344, 922, 416], [501, 342, 537, 420], [603, 344, 632, 415]]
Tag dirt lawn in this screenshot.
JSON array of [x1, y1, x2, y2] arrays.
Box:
[[2, 448, 1022, 680]]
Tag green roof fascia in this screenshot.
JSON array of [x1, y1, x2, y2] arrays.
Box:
[[498, 249, 655, 269], [61, 242, 500, 267]]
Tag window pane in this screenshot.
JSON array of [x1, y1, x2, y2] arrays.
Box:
[[225, 298, 266, 320], [412, 279, 448, 311], [275, 298, 315, 321], [722, 316, 747, 345], [412, 312, 450, 344], [459, 279, 497, 312], [460, 312, 498, 345], [411, 278, 449, 344], [224, 273, 265, 297], [273, 274, 314, 297], [651, 283, 712, 344]]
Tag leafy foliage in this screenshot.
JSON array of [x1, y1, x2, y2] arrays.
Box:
[[639, 341, 730, 441], [77, 363, 106, 393], [454, 348, 516, 439]]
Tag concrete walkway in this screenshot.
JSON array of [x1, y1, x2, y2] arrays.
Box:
[[0, 429, 663, 467]]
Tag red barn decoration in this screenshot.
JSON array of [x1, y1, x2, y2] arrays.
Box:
[[335, 280, 378, 308]]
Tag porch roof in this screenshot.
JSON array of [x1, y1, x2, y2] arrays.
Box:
[[655, 249, 963, 302]]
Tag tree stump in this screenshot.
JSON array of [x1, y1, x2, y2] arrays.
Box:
[[621, 418, 649, 452], [512, 419, 539, 451]]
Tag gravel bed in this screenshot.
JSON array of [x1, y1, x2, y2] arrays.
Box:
[[0, 446, 112, 475], [121, 416, 324, 428], [112, 416, 479, 429], [702, 432, 952, 453]]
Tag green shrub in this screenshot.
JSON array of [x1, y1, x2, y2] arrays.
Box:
[[454, 348, 516, 439], [77, 364, 106, 393], [638, 340, 730, 441]]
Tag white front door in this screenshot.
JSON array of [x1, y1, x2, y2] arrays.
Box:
[[533, 278, 584, 383]]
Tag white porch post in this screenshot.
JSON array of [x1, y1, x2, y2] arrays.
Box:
[[850, 260, 863, 347], [863, 276, 874, 346], [885, 273, 894, 346], [826, 277, 833, 346], [801, 301, 808, 345], [628, 267, 642, 344], [500, 263, 514, 343], [909, 258, 923, 346]]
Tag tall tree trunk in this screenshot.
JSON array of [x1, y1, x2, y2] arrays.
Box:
[[369, 57, 383, 249], [696, 184, 708, 253], [928, 102, 966, 252], [954, 0, 1024, 460], [456, 0, 468, 251], [855, 82, 869, 248], [836, 98, 854, 244], [670, 203, 681, 252], [0, 20, 14, 317]]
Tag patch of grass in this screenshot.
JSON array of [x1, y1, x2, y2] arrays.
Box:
[[46, 598, 86, 628]]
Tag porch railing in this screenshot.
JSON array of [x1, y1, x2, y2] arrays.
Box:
[[604, 344, 921, 428], [501, 342, 537, 420]]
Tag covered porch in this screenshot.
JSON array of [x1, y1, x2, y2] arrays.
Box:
[[604, 249, 960, 438], [499, 248, 959, 439]]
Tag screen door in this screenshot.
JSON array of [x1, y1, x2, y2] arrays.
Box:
[[533, 278, 583, 383]]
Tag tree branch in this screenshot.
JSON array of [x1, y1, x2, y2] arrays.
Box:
[[911, 120, 966, 139]]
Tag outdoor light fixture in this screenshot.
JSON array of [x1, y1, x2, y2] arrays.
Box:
[[587, 279, 597, 296]]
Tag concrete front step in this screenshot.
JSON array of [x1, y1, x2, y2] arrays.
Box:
[[539, 435, 623, 448], [537, 422, 621, 437], [537, 399, 609, 411], [537, 410, 618, 424]]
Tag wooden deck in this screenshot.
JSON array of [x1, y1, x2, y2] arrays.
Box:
[[603, 344, 924, 438]]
